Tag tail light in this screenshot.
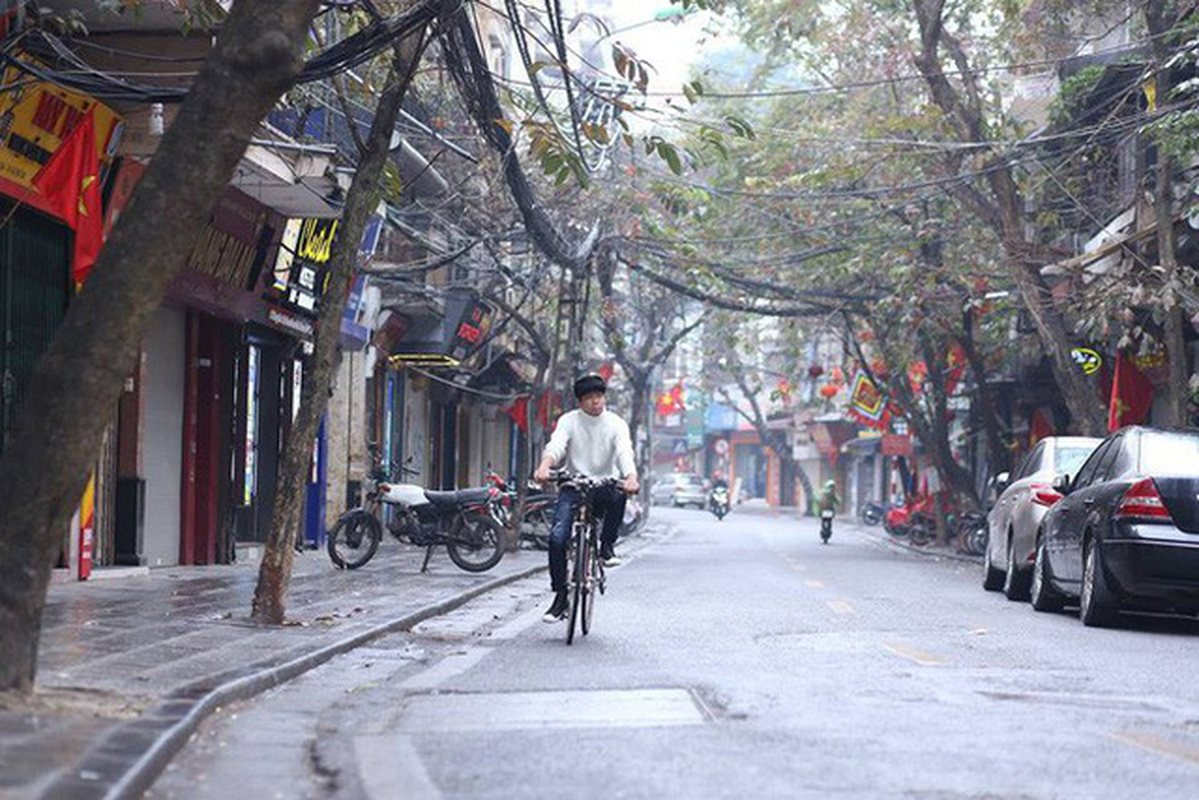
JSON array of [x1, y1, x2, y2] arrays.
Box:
[[1114, 478, 1173, 522], [1030, 483, 1063, 507]]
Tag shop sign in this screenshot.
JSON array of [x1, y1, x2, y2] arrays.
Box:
[[881, 433, 913, 457], [0, 57, 122, 190], [272, 217, 339, 316], [267, 306, 315, 338], [447, 298, 494, 363], [1070, 347, 1103, 376], [186, 189, 266, 289]]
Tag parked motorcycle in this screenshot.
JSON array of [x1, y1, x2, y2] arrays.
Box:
[[327, 459, 506, 572], [820, 509, 834, 543], [859, 501, 885, 526], [709, 485, 730, 520]]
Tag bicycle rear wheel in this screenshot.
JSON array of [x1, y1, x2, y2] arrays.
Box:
[[567, 524, 587, 645]]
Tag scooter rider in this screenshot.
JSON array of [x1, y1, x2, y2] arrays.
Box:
[[534, 373, 639, 623]]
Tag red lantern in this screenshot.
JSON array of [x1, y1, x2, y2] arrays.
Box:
[[871, 358, 889, 378], [807, 364, 825, 379], [819, 383, 839, 399], [859, 330, 875, 343]]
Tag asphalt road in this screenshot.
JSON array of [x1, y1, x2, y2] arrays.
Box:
[[149, 507, 1199, 798]]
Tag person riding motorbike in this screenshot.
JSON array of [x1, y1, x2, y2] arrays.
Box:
[[534, 373, 639, 623], [709, 470, 731, 518], [818, 479, 840, 542]]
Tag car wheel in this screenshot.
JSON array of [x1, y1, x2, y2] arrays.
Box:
[[1030, 536, 1066, 613], [982, 538, 1004, 592], [1080, 536, 1119, 628], [1003, 535, 1032, 601]]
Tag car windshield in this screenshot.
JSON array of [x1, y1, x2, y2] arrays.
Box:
[[679, 475, 703, 487], [1138, 432, 1199, 475], [1054, 446, 1096, 476]]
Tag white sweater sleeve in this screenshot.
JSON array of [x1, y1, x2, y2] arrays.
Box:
[[614, 416, 636, 477], [542, 412, 572, 465]]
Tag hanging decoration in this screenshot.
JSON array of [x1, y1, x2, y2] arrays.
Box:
[[819, 383, 839, 399], [807, 364, 824, 379], [847, 371, 891, 430]]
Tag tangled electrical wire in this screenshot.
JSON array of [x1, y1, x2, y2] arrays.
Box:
[[2, 1, 446, 104]]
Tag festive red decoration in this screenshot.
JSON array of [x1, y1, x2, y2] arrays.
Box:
[[504, 396, 531, 434], [819, 383, 839, 399], [807, 364, 825, 379], [598, 363, 614, 383], [33, 109, 103, 285], [870, 358, 889, 378], [1108, 352, 1155, 432]]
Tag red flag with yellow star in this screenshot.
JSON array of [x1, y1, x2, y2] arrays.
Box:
[[32, 108, 103, 285]]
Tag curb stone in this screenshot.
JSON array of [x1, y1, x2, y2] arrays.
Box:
[[42, 563, 547, 800]]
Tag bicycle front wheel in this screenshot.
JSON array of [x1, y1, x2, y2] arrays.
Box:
[[327, 511, 382, 569], [567, 524, 588, 645], [582, 527, 601, 635]]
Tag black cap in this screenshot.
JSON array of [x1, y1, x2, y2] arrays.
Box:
[[573, 373, 607, 399]]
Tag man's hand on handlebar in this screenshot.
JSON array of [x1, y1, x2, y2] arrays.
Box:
[[622, 475, 640, 495], [533, 464, 552, 485]]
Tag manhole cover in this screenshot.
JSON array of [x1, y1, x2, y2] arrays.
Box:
[[395, 688, 707, 732]]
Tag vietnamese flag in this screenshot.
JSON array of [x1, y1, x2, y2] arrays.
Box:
[[1108, 352, 1155, 432], [32, 109, 104, 286], [504, 396, 530, 434]]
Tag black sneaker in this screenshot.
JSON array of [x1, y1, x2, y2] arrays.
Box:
[[542, 590, 569, 623], [600, 542, 622, 568]]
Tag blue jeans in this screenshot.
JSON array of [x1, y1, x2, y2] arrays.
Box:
[[548, 485, 627, 592]]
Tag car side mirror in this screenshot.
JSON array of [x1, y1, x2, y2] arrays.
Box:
[[994, 471, 1010, 492], [1052, 473, 1071, 494]]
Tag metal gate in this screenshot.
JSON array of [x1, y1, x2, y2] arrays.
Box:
[[0, 205, 70, 453]]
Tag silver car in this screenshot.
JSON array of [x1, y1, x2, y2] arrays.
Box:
[[651, 472, 708, 508], [983, 435, 1101, 600]]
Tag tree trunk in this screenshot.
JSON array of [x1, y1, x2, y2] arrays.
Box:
[[0, 0, 320, 692], [1147, 0, 1191, 427], [252, 26, 430, 624]]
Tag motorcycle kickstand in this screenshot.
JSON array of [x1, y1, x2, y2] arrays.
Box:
[[420, 544, 435, 573]]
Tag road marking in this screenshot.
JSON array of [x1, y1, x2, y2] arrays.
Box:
[[805, 580, 825, 589], [826, 600, 854, 615], [395, 688, 706, 732], [881, 642, 944, 666], [399, 646, 490, 691], [1111, 732, 1199, 766], [356, 734, 441, 800]]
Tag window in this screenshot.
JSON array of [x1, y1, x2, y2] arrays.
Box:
[[1091, 437, 1123, 483], [1054, 445, 1098, 477], [1138, 431, 1199, 475], [1017, 444, 1045, 479], [1072, 440, 1113, 489]]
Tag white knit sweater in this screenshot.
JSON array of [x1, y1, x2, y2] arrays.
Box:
[[542, 409, 637, 479]]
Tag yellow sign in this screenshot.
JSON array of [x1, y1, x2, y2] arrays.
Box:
[[0, 55, 122, 189]]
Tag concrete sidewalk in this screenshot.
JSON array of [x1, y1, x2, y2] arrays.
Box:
[[0, 538, 557, 800]]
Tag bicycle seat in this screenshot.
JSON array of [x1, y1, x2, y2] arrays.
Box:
[[423, 488, 492, 508]]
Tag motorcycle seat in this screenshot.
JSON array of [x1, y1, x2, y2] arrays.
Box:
[[424, 488, 492, 508]]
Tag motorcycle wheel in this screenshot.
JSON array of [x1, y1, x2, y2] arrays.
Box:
[[327, 511, 382, 570], [446, 513, 506, 572]]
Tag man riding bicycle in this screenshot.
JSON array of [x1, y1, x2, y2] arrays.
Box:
[[534, 373, 640, 623]]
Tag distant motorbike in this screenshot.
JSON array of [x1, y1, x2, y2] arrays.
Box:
[[709, 485, 730, 520], [820, 509, 834, 543]]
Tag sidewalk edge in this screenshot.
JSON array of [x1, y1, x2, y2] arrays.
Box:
[[86, 563, 545, 800]]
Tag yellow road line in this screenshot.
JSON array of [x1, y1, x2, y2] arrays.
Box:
[[881, 642, 944, 666], [826, 600, 855, 615], [1111, 732, 1199, 766], [805, 580, 825, 589]]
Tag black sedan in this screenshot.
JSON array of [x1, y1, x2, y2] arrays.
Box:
[[1030, 426, 1199, 627]]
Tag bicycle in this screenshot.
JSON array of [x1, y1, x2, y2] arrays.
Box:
[[552, 472, 622, 645]]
